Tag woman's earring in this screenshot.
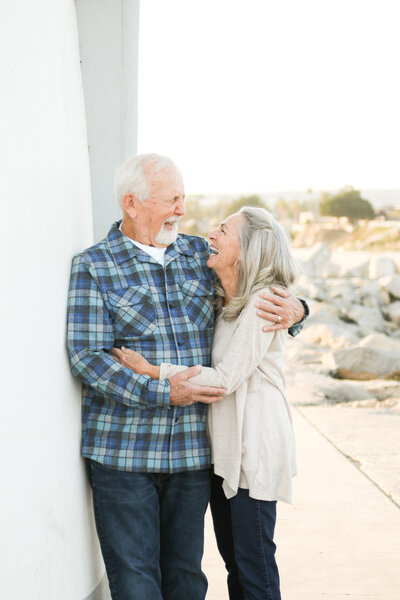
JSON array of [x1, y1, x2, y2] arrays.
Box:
[[234, 258, 241, 271]]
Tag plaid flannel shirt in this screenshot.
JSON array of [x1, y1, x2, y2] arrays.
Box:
[[67, 222, 214, 473]]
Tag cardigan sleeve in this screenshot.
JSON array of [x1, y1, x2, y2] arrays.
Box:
[[160, 289, 281, 394]]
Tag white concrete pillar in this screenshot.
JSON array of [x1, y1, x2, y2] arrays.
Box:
[[75, 0, 140, 241], [0, 1, 108, 598]]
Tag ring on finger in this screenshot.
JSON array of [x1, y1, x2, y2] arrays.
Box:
[[277, 315, 282, 323]]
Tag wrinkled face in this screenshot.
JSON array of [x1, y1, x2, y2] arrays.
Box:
[[142, 167, 185, 245], [207, 213, 244, 273]]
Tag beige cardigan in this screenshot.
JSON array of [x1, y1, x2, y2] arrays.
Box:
[[160, 288, 297, 503]]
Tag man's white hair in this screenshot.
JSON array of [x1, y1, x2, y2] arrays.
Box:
[[114, 153, 180, 209]]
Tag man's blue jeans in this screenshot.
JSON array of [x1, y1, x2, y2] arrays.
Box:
[[88, 460, 211, 600], [210, 474, 281, 600]]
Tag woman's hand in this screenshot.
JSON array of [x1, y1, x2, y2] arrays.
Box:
[[111, 347, 160, 379]]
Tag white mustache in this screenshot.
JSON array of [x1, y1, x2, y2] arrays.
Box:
[[163, 216, 182, 225]]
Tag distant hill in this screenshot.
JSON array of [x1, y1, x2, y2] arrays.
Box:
[[292, 219, 400, 251], [195, 189, 400, 210], [360, 189, 400, 209], [263, 189, 400, 210]]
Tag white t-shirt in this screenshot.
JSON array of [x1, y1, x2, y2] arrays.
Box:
[[120, 227, 167, 266]]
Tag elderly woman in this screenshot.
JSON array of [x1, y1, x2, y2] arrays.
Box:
[[113, 207, 299, 600]]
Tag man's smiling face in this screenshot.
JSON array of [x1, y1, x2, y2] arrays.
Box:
[[140, 166, 186, 246]]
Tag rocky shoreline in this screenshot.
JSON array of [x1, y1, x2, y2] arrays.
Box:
[[286, 245, 400, 506]]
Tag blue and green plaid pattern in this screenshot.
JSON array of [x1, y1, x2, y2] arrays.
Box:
[[67, 222, 215, 473]]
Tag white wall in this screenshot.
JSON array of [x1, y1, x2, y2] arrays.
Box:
[[0, 1, 107, 598], [75, 0, 140, 241]]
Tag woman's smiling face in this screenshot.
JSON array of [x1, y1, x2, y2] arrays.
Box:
[[206, 213, 244, 274]]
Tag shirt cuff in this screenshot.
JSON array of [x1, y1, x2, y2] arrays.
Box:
[[288, 297, 310, 337], [142, 377, 171, 407]]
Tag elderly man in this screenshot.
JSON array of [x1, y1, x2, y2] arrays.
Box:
[[67, 154, 307, 600]]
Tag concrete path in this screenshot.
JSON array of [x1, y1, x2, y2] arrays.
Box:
[[203, 408, 400, 599]]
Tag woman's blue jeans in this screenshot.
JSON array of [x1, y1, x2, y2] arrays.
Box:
[[88, 460, 211, 600], [210, 474, 281, 600]]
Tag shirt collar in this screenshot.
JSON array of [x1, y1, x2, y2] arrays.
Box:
[[106, 221, 193, 266]]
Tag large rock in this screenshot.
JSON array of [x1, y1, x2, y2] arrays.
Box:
[[325, 280, 358, 305], [285, 370, 371, 406], [301, 306, 360, 349], [296, 277, 326, 302], [316, 378, 374, 404], [361, 297, 377, 308], [329, 347, 400, 380], [382, 301, 400, 325], [359, 280, 381, 295], [285, 339, 327, 365], [357, 333, 400, 353], [369, 257, 396, 279], [300, 242, 331, 277], [379, 274, 400, 299], [358, 280, 391, 307], [305, 302, 340, 320], [301, 322, 359, 350], [339, 260, 370, 278], [286, 370, 374, 405], [322, 261, 341, 278], [378, 290, 391, 306], [342, 304, 385, 336], [364, 379, 400, 401]]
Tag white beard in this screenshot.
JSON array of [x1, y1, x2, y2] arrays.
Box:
[[155, 218, 180, 245]]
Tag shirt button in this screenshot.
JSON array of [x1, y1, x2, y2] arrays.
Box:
[[174, 418, 179, 424]]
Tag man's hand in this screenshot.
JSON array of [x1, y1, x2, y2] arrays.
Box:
[[255, 286, 305, 332], [169, 366, 226, 407]]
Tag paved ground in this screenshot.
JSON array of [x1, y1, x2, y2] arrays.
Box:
[[298, 404, 400, 507], [203, 408, 400, 599]]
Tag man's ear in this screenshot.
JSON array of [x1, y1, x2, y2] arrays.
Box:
[[122, 193, 141, 217]]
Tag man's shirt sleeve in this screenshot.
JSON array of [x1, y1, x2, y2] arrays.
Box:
[[66, 254, 170, 408], [288, 297, 310, 337]]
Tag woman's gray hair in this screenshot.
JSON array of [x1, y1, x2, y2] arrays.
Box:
[[214, 206, 300, 321], [114, 153, 180, 209]]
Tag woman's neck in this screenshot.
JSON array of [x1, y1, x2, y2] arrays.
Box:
[[217, 268, 239, 306]]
